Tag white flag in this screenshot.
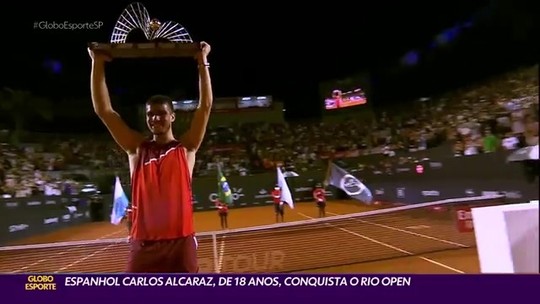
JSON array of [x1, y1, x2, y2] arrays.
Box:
[[111, 176, 130, 225], [277, 167, 294, 209]]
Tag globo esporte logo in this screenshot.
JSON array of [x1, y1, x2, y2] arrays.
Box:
[[25, 275, 57, 291]]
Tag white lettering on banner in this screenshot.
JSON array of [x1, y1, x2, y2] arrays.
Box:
[[375, 189, 384, 195], [65, 277, 163, 287], [502, 191, 522, 199], [421, 191, 440, 197], [429, 162, 443, 168], [283, 276, 349, 287], [5, 202, 18, 208], [294, 187, 312, 192], [164, 276, 215, 287], [123, 276, 163, 287], [9, 224, 29, 233], [45, 200, 56, 205], [61, 214, 71, 222], [380, 276, 411, 286], [254, 189, 272, 199], [222, 276, 280, 287], [209, 188, 244, 202], [481, 190, 524, 199], [281, 276, 411, 287], [27, 201, 41, 206], [63, 275, 412, 287], [396, 188, 405, 198], [465, 189, 475, 196], [43, 217, 59, 225]]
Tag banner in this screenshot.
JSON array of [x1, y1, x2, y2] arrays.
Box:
[[1, 151, 537, 244], [5, 274, 538, 303], [368, 178, 537, 205], [133, 151, 538, 211], [0, 195, 92, 245]]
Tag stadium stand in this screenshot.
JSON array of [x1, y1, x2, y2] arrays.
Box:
[[0, 66, 537, 198]]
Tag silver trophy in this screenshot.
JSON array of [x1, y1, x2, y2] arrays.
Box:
[[89, 2, 199, 58]]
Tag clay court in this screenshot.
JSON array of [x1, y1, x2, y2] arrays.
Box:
[[0, 199, 482, 274]]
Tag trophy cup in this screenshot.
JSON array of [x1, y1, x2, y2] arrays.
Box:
[[89, 2, 199, 58]]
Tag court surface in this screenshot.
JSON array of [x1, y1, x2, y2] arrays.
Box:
[[0, 200, 480, 274]]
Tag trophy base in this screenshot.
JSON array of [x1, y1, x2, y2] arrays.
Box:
[[88, 42, 200, 58]]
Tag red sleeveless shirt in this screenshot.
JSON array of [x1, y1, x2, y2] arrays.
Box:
[[130, 140, 194, 240], [313, 188, 325, 202]]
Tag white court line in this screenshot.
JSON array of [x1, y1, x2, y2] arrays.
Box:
[[54, 229, 123, 256], [326, 211, 469, 248], [54, 244, 116, 273], [216, 236, 227, 274], [405, 225, 430, 230], [10, 228, 125, 273], [297, 212, 464, 274]]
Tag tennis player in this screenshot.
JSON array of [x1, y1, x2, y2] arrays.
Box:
[[88, 42, 212, 273], [215, 199, 229, 229], [272, 185, 284, 222], [313, 183, 326, 218]]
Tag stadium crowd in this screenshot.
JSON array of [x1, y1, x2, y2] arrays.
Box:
[[0, 66, 538, 198]]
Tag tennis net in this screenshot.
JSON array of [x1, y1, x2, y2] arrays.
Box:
[[0, 195, 507, 273]]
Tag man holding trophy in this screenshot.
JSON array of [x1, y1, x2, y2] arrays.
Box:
[[88, 28, 212, 272]]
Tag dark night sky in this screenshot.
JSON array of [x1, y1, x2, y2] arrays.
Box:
[[0, 0, 537, 125]]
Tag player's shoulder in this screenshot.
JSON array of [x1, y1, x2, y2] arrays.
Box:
[[137, 138, 154, 148]]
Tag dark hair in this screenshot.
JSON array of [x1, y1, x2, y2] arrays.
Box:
[[146, 95, 174, 113]]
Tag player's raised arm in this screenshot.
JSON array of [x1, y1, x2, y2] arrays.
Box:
[[88, 48, 145, 154], [181, 42, 213, 152]]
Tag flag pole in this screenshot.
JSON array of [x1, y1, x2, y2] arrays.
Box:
[[323, 157, 333, 187], [276, 164, 279, 184]]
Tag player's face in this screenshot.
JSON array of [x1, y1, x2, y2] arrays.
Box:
[[146, 103, 175, 135]]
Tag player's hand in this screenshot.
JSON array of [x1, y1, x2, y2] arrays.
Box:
[[88, 44, 112, 63], [195, 41, 211, 64]]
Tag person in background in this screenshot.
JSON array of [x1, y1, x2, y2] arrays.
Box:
[[521, 114, 539, 183], [313, 183, 326, 218], [482, 129, 499, 153], [215, 199, 229, 229], [271, 185, 284, 223], [453, 139, 464, 156]]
